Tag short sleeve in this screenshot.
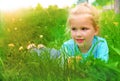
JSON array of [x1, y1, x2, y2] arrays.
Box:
[[97, 39, 109, 62]]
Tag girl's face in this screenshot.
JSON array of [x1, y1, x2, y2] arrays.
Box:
[[70, 15, 98, 49]]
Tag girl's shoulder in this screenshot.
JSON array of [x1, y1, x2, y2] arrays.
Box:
[[63, 39, 75, 45], [62, 39, 77, 51], [92, 36, 108, 51], [94, 36, 107, 43]]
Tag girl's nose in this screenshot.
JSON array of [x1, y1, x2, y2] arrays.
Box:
[[76, 30, 82, 37]]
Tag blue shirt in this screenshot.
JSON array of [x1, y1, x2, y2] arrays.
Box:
[[60, 36, 109, 62]]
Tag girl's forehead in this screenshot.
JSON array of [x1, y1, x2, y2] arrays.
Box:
[[70, 6, 93, 15], [69, 15, 95, 28], [69, 14, 93, 24]]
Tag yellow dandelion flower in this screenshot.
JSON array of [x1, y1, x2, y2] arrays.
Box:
[[19, 46, 23, 51], [76, 55, 82, 62], [113, 22, 119, 26], [39, 35, 43, 38], [67, 56, 75, 70], [8, 43, 15, 47], [14, 27, 17, 30], [67, 56, 74, 64]]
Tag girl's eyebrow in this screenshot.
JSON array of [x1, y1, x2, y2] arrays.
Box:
[[71, 26, 76, 28]]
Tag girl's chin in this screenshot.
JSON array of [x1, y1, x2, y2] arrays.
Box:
[[76, 42, 85, 47]]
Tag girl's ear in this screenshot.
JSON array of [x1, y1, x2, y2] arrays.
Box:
[[95, 26, 99, 35]]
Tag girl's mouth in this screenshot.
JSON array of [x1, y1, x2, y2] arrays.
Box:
[[76, 39, 84, 43]]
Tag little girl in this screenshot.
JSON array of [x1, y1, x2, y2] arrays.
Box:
[[60, 3, 109, 63]]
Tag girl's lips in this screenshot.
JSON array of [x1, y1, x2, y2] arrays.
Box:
[[76, 39, 84, 43]]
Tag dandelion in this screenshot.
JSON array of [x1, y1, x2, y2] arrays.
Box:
[[14, 27, 17, 30], [37, 44, 45, 49], [8, 43, 15, 47], [76, 55, 82, 62], [113, 22, 119, 26], [19, 46, 23, 51], [68, 56, 74, 64], [39, 35, 43, 38], [27, 43, 36, 50], [67, 56, 75, 70], [68, 56, 82, 64]]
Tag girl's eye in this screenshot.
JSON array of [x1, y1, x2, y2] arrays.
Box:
[[71, 27, 76, 30], [81, 27, 88, 30]]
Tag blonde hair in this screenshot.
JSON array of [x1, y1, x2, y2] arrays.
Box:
[[66, 3, 99, 33]]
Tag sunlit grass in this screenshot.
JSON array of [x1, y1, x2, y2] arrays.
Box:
[[0, 6, 120, 81]]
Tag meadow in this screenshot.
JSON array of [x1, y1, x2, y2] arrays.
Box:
[[0, 5, 120, 81]]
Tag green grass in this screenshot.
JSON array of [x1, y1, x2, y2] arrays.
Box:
[[0, 7, 120, 81], [100, 10, 120, 68]]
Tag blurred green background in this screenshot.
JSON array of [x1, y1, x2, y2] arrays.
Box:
[[0, 0, 120, 81]]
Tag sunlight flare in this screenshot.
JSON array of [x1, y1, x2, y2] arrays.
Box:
[[0, 0, 76, 11]]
